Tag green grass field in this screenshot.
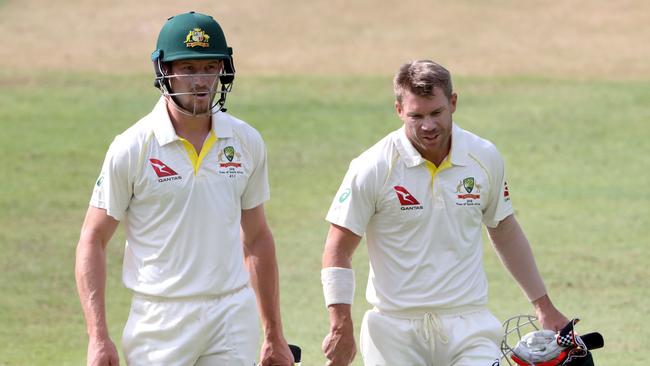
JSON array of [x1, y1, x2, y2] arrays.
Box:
[[0, 72, 648, 365]]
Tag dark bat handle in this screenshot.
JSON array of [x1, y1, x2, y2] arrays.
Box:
[[580, 332, 604, 350], [289, 344, 301, 363]]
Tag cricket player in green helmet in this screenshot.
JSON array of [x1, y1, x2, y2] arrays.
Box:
[[152, 11, 236, 116], [76, 11, 294, 365]]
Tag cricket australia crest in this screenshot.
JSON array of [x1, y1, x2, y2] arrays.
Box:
[[463, 177, 475, 193], [223, 146, 235, 162], [217, 145, 244, 177], [455, 176, 481, 206]]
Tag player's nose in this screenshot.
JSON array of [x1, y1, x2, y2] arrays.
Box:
[[190, 75, 210, 89], [420, 117, 437, 131]]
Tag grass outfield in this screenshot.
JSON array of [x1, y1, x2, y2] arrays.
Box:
[[0, 73, 648, 365]]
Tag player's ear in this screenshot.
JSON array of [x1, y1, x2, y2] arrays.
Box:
[[162, 62, 172, 74], [395, 100, 403, 115], [449, 93, 458, 113]]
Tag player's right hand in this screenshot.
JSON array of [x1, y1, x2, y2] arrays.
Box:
[[322, 325, 356, 366], [87, 336, 120, 366]]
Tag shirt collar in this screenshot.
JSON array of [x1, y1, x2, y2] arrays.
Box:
[[395, 123, 471, 168], [151, 97, 177, 146], [151, 97, 233, 146], [211, 109, 233, 138], [395, 126, 425, 168], [449, 123, 471, 166]]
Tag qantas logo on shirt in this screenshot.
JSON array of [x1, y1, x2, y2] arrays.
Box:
[[393, 186, 423, 210], [503, 181, 511, 201], [394, 186, 420, 205], [149, 159, 182, 182]]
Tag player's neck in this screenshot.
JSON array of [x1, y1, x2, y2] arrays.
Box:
[[167, 108, 211, 157], [167, 103, 212, 135], [170, 114, 212, 154], [419, 140, 451, 167], [423, 151, 447, 167]]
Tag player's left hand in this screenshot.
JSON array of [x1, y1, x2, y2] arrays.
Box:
[[533, 294, 569, 332], [259, 336, 294, 366]]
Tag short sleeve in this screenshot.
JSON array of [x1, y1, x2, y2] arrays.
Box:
[[325, 158, 377, 237], [241, 132, 270, 210], [89, 136, 133, 221], [482, 147, 514, 228]]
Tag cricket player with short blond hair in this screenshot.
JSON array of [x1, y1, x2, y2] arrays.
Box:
[[321, 60, 568, 366]]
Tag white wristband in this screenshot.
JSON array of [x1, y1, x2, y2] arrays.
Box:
[[321, 267, 355, 307]]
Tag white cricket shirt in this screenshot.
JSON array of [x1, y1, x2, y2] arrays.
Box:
[[326, 124, 514, 312], [90, 97, 269, 297]]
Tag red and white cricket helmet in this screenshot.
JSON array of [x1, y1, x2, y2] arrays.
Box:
[[500, 315, 601, 366]]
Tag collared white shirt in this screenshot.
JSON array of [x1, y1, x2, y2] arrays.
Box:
[[90, 97, 269, 297], [326, 123, 513, 312]]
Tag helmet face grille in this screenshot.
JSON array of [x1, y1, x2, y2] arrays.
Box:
[[501, 315, 542, 365], [153, 59, 234, 116]]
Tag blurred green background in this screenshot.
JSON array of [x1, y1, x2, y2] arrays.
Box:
[[1, 1, 648, 365]]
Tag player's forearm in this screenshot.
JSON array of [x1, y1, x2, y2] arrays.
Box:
[[322, 250, 351, 268], [327, 303, 353, 329], [488, 215, 547, 301], [322, 224, 362, 269], [322, 240, 353, 268], [321, 225, 360, 325], [245, 234, 285, 339], [75, 238, 110, 339]]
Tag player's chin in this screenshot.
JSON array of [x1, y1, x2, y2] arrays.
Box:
[[188, 99, 212, 113], [193, 107, 212, 115], [420, 136, 440, 148]]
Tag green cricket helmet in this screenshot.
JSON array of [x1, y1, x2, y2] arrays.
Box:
[[151, 11, 235, 115]]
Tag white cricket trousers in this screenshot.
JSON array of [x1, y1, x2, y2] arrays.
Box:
[[122, 285, 259, 366], [360, 306, 502, 366]]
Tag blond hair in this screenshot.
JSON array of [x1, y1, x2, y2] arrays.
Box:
[[393, 60, 453, 103]]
